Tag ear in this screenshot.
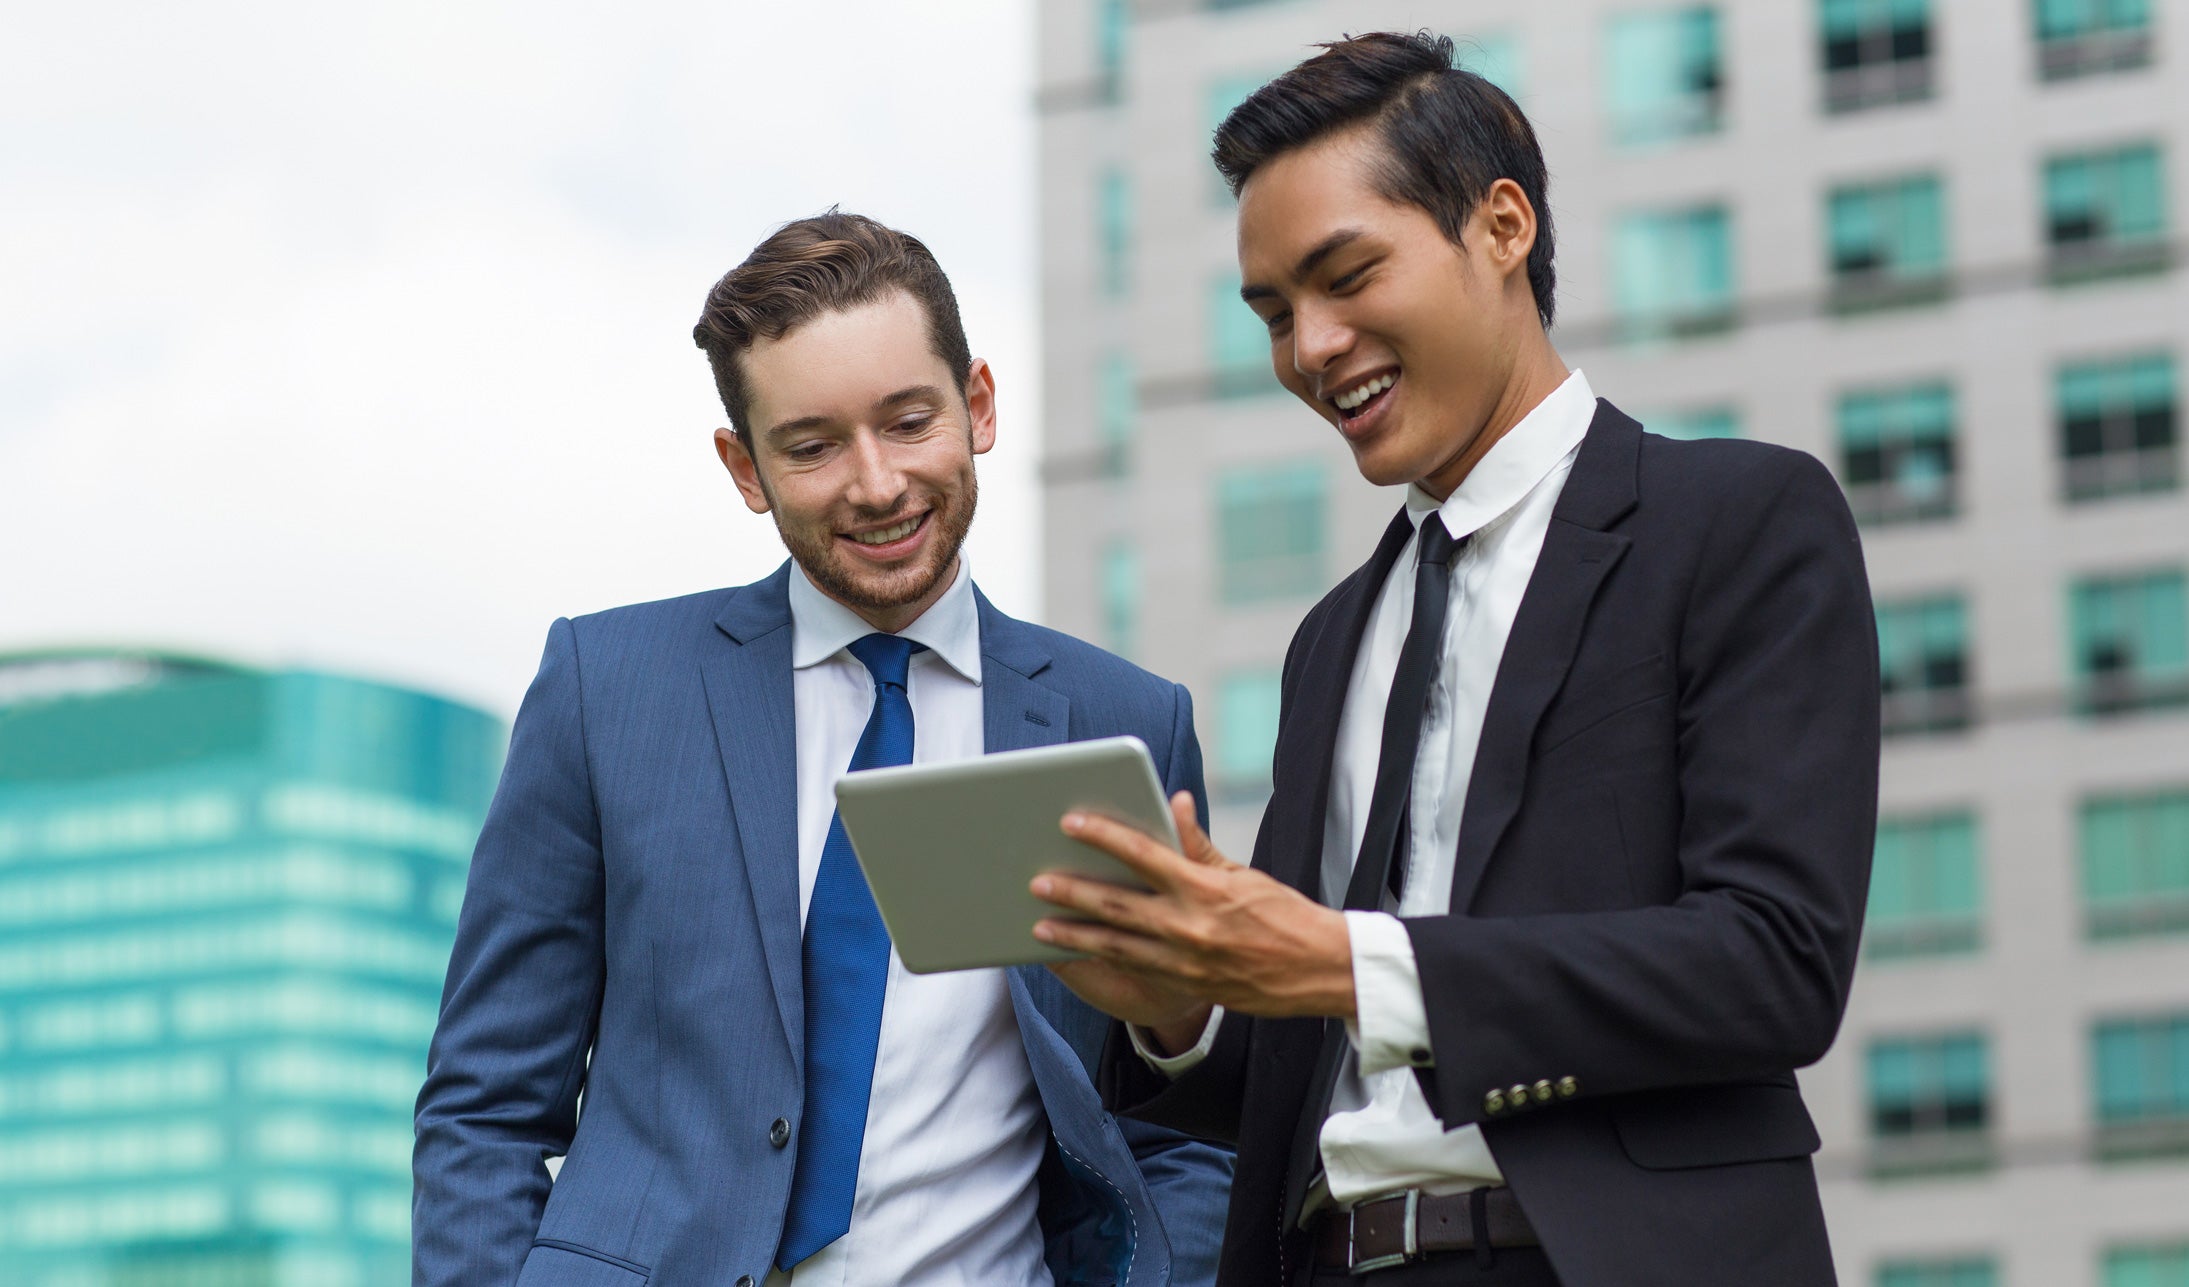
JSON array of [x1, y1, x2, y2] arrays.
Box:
[[964, 357, 998, 456], [714, 428, 773, 514], [1476, 177, 1539, 286]]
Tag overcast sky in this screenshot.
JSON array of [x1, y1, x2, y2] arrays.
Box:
[[0, 1, 1039, 719]]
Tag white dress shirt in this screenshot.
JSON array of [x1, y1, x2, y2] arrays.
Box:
[[1140, 369, 1597, 1212], [771, 558, 1054, 1287]]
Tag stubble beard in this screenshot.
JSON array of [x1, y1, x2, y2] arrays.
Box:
[[774, 470, 978, 618]]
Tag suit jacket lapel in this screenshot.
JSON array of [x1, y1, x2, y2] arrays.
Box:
[[1446, 401, 1642, 914], [698, 563, 805, 1064]]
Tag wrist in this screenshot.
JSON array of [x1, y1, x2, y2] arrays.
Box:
[[1147, 1005, 1215, 1057]]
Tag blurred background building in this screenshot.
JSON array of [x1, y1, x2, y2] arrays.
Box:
[[1038, 1, 2187, 1284], [0, 653, 503, 1287]]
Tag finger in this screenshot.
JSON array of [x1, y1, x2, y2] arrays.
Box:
[[1033, 916, 1196, 978], [1061, 810, 1190, 889], [1170, 792, 1225, 866], [1029, 871, 1169, 937]]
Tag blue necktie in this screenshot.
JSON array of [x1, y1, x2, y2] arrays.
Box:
[[778, 632, 923, 1270]]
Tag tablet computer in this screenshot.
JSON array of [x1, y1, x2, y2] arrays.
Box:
[[833, 735, 1180, 974]]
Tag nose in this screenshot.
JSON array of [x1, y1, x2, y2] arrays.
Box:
[[1291, 302, 1353, 388], [842, 427, 909, 514]]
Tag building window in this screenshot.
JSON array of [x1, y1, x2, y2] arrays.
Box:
[[2069, 570, 2189, 714], [2104, 1243, 2189, 1287], [1867, 1031, 1990, 1173], [2093, 1014, 2189, 1158], [2035, 0, 2153, 80], [1879, 1260, 1997, 1287], [1101, 542, 1138, 661], [1605, 8, 1723, 146], [1209, 271, 1274, 397], [1828, 174, 1949, 309], [1611, 205, 1736, 338], [2083, 789, 2189, 939], [1876, 594, 1970, 733], [1216, 462, 1325, 603], [1646, 406, 1742, 439], [1868, 811, 1981, 957], [1214, 670, 1282, 800], [1099, 351, 1136, 476], [1096, 0, 1128, 95], [1839, 381, 1957, 524], [2059, 351, 2178, 502], [1820, 0, 1935, 112], [2046, 143, 2170, 279], [1459, 31, 1526, 100], [1098, 168, 1132, 297]]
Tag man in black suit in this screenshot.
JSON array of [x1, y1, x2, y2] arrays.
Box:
[[1029, 31, 1880, 1287]]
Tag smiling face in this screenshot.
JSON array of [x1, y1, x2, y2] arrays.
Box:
[[1236, 124, 1543, 498], [716, 291, 993, 632]]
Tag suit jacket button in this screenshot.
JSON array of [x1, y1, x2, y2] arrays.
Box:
[[1484, 1089, 1506, 1115], [1532, 1079, 1554, 1104], [770, 1118, 791, 1149], [1557, 1076, 1579, 1098], [1409, 1046, 1432, 1066], [1508, 1083, 1530, 1109]]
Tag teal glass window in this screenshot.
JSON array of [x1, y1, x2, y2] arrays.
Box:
[[2069, 569, 2189, 713], [1611, 205, 1736, 336], [1828, 174, 1948, 297], [1839, 382, 1957, 524], [1096, 0, 1128, 88], [2046, 144, 2168, 270], [1459, 32, 1525, 100], [1098, 168, 1132, 297], [1215, 670, 1283, 796], [2105, 1243, 2189, 1287], [1879, 1260, 1997, 1287], [1646, 406, 1742, 439], [2083, 789, 2189, 938], [1875, 594, 1969, 733], [1216, 462, 1326, 603], [1101, 542, 1139, 660], [2058, 351, 2178, 501], [1868, 811, 1981, 956], [2094, 1014, 2189, 1156], [1868, 1032, 1990, 1164], [1209, 271, 1274, 397], [2035, 0, 2152, 79], [1606, 8, 1721, 145], [1821, 0, 1935, 111], [1099, 350, 1136, 475]]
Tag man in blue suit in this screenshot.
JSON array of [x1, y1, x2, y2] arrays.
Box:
[[413, 210, 1232, 1287]]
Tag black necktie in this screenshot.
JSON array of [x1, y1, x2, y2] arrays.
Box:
[[1341, 513, 1462, 909]]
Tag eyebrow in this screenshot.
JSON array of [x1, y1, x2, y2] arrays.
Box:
[[762, 384, 950, 443], [1239, 228, 1370, 304]]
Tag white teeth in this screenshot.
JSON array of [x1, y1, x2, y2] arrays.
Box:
[[1334, 372, 1396, 412], [851, 516, 922, 545]]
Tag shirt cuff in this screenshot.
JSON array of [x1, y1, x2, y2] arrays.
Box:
[[1343, 910, 1436, 1078], [1129, 1006, 1226, 1078]]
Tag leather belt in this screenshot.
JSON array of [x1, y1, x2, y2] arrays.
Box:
[[1312, 1187, 1538, 1273]]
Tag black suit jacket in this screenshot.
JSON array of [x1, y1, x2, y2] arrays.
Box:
[[1103, 401, 1881, 1287]]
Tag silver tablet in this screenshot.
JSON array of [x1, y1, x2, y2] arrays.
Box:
[[833, 735, 1181, 974]]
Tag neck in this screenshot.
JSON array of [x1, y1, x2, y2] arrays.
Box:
[[1416, 335, 1570, 501]]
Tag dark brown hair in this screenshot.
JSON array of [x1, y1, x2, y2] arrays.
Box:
[[693, 209, 974, 444], [1214, 31, 1558, 328]]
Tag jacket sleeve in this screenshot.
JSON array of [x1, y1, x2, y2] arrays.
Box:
[[413, 618, 607, 1285], [1403, 450, 1881, 1125], [1112, 682, 1236, 1286]]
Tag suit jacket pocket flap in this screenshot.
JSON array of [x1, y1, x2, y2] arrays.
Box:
[[1612, 1082, 1821, 1170], [518, 1243, 650, 1287]]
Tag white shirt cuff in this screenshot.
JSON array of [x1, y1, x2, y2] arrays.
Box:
[[1129, 1006, 1226, 1078], [1343, 910, 1436, 1078]]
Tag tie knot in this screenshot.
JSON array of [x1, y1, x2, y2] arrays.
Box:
[[1416, 513, 1462, 568], [846, 633, 923, 689]]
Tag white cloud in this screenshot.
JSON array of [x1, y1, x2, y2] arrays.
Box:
[[0, 0, 1040, 718]]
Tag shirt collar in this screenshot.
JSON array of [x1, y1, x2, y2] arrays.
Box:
[[1405, 368, 1596, 540], [788, 556, 983, 685]]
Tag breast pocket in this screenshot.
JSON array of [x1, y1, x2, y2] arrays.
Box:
[[516, 1243, 651, 1287], [1532, 652, 1672, 761]]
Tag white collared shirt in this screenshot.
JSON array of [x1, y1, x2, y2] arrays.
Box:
[[773, 559, 1054, 1287], [1140, 369, 1597, 1210]]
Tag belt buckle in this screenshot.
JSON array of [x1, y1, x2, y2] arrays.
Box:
[[1349, 1189, 1421, 1274]]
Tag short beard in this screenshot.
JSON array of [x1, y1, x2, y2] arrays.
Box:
[[768, 469, 978, 617]]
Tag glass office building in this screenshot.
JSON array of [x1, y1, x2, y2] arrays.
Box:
[[0, 652, 503, 1286]]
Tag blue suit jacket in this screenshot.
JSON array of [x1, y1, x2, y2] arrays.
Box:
[[415, 564, 1233, 1287]]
